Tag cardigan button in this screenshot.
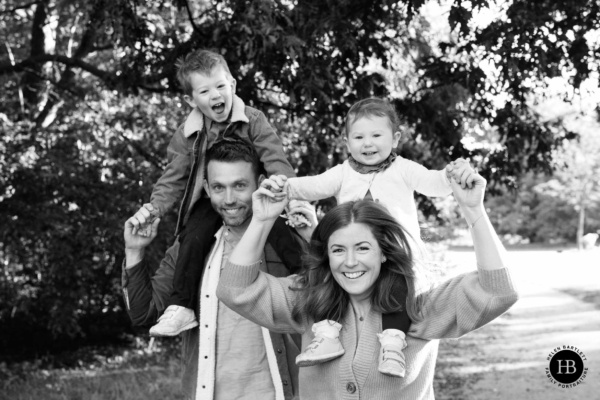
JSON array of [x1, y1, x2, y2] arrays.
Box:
[[346, 382, 356, 393], [277, 348, 282, 353], [282, 379, 288, 385]]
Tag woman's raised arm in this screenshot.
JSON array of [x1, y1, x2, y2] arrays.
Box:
[[449, 164, 507, 271], [228, 175, 290, 266]]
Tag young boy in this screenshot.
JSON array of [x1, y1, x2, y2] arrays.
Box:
[[273, 98, 466, 378], [129, 49, 302, 337]]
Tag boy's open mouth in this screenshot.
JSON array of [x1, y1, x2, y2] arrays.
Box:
[[212, 102, 226, 114]]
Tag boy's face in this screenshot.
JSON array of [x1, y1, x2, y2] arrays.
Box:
[[345, 115, 400, 165], [184, 66, 236, 123]]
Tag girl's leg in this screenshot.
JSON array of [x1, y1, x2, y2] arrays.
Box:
[[296, 320, 345, 367], [378, 288, 411, 378]]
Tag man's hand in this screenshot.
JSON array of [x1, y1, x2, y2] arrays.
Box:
[[124, 214, 160, 268], [252, 175, 289, 223], [287, 200, 318, 242], [129, 203, 159, 237]]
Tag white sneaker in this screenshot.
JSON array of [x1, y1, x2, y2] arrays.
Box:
[[378, 329, 407, 378], [296, 320, 345, 367], [149, 305, 198, 337]]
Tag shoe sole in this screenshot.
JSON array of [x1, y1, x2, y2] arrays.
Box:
[[296, 349, 345, 367], [149, 321, 199, 337]]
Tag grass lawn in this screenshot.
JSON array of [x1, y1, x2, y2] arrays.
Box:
[[2, 243, 597, 400], [0, 337, 185, 400]]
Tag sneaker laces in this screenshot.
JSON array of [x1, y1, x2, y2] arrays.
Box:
[[157, 307, 177, 322]]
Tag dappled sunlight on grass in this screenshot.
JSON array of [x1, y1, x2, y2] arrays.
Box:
[[0, 337, 184, 400]]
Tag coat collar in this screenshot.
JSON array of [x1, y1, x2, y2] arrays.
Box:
[[183, 95, 249, 138]]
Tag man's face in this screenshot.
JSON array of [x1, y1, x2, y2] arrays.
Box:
[[183, 66, 236, 123], [203, 160, 258, 227]]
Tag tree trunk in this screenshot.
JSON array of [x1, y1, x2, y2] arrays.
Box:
[[577, 204, 585, 250]]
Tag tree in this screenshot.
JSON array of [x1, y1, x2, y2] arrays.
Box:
[[534, 111, 600, 248], [1, 0, 598, 354]]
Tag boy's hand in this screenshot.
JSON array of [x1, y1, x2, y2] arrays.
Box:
[[130, 203, 159, 237]]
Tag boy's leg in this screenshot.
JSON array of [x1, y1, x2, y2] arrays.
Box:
[[170, 197, 222, 309], [266, 217, 304, 273], [150, 197, 222, 337]]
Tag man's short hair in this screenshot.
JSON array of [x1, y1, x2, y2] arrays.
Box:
[[205, 140, 263, 181], [176, 49, 233, 96]]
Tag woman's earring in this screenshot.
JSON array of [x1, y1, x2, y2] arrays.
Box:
[[382, 256, 387, 263]]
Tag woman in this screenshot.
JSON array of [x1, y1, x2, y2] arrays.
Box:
[[217, 168, 519, 399]]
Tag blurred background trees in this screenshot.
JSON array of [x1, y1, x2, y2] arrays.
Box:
[[1, 0, 599, 357]]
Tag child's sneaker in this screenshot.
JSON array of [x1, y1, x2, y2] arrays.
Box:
[[296, 320, 344, 367], [149, 305, 198, 337], [377, 329, 407, 378]]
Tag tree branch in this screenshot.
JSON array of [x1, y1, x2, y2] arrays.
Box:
[[1, 54, 115, 82], [0, 0, 41, 14]]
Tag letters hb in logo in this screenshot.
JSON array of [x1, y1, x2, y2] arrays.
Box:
[[549, 350, 584, 384]]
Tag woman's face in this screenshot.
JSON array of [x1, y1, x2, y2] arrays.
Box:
[[327, 222, 384, 302]]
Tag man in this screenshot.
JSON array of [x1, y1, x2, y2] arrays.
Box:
[[122, 140, 314, 400]]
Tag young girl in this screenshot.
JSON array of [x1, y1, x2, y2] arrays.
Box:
[[279, 98, 463, 378]]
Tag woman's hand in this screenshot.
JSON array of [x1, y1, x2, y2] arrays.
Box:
[[448, 163, 487, 223], [252, 175, 289, 223]]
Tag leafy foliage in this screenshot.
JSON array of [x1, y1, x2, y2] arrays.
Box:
[[1, 0, 598, 354]]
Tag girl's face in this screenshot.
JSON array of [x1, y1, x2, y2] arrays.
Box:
[[327, 222, 385, 302], [345, 115, 400, 165]]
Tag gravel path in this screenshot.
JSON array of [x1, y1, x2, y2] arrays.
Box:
[[433, 248, 600, 400]]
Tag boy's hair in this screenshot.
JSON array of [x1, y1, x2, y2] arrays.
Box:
[[345, 98, 400, 135], [205, 139, 263, 181], [176, 49, 233, 96]]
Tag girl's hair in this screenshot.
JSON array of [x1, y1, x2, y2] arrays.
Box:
[[291, 200, 423, 324], [345, 98, 400, 135], [176, 49, 233, 96]]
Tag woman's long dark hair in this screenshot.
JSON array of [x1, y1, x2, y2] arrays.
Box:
[[291, 200, 423, 324]]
